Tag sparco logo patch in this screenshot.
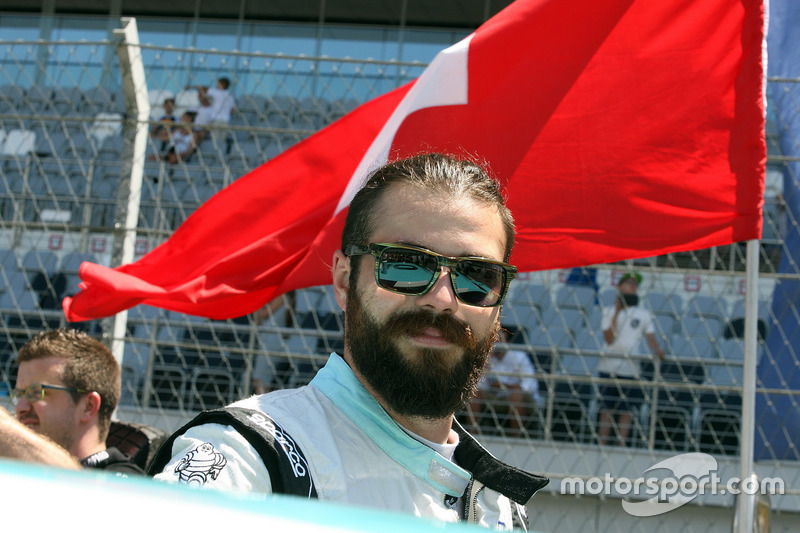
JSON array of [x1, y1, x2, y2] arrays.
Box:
[[248, 413, 310, 478]]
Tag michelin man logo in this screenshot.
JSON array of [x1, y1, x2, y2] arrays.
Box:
[[175, 442, 227, 486]]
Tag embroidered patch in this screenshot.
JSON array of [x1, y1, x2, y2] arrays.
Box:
[[174, 442, 227, 486]]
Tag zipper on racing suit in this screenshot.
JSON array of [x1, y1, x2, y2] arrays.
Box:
[[464, 478, 485, 524]]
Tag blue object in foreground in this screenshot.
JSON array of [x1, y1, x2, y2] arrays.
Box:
[[0, 457, 543, 531]]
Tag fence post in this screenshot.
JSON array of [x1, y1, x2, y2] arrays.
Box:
[[104, 17, 150, 374]]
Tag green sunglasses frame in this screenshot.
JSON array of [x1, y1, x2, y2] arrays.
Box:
[[10, 383, 87, 406], [345, 242, 517, 307]]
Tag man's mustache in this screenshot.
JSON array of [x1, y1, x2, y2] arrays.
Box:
[[382, 310, 476, 349]]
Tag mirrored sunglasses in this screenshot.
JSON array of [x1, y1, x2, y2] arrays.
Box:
[[345, 243, 516, 307]]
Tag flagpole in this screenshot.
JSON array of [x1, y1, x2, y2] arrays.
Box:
[[735, 239, 760, 533]]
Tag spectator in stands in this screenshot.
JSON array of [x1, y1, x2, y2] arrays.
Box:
[[148, 110, 197, 164], [466, 326, 541, 437], [150, 153, 548, 527], [193, 77, 236, 124], [192, 92, 215, 144], [1, 328, 144, 474], [597, 271, 664, 446], [150, 97, 177, 140]]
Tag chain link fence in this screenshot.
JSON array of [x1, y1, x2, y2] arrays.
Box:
[[0, 25, 797, 532]]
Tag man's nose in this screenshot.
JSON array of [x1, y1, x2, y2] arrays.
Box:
[[14, 397, 31, 418], [415, 267, 458, 312]]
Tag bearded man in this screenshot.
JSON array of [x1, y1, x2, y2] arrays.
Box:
[[151, 153, 548, 530]]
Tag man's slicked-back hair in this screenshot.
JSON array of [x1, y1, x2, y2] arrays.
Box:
[[16, 328, 121, 440], [341, 153, 516, 270]]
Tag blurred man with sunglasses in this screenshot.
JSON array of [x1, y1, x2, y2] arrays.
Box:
[[151, 153, 547, 529], [0, 328, 143, 474]]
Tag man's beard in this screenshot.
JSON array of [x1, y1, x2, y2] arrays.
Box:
[[345, 284, 498, 419]]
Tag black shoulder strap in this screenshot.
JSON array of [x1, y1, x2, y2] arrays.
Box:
[[452, 421, 549, 505], [147, 407, 317, 498]]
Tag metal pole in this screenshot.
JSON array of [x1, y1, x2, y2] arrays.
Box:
[[735, 239, 760, 533], [107, 18, 150, 369]]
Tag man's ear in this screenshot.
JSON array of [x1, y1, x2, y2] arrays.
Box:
[[332, 249, 350, 312], [79, 391, 102, 423]]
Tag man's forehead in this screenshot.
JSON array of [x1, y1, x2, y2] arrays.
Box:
[[18, 355, 66, 376], [372, 184, 506, 245]]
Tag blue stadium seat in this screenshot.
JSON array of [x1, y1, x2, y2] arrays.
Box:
[[51, 86, 85, 116], [550, 346, 599, 444], [265, 95, 297, 129], [696, 347, 744, 456], [575, 328, 603, 354], [643, 292, 684, 318], [225, 151, 252, 175], [21, 86, 54, 115], [686, 294, 728, 321], [236, 93, 268, 126], [81, 86, 114, 116], [677, 315, 722, 342], [652, 314, 677, 353], [294, 97, 330, 131], [0, 85, 25, 114], [639, 358, 705, 452], [551, 307, 592, 338], [670, 336, 716, 360], [598, 287, 617, 308], [554, 284, 596, 312], [60, 252, 99, 295], [502, 299, 540, 335]]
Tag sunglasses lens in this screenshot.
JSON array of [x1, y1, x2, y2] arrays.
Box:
[[453, 260, 506, 307], [377, 248, 438, 294]]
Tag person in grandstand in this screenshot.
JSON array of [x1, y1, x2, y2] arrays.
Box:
[[466, 326, 541, 437], [194, 76, 237, 124], [192, 92, 216, 144], [596, 271, 665, 446], [149, 110, 198, 164], [150, 153, 548, 530], [150, 96, 177, 140], [1, 328, 144, 475]]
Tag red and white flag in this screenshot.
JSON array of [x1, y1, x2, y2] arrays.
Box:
[[63, 0, 765, 322]]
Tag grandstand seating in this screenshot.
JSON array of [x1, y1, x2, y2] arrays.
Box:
[[639, 359, 705, 452], [550, 349, 600, 444], [554, 284, 597, 313], [686, 294, 729, 321], [643, 291, 683, 319]]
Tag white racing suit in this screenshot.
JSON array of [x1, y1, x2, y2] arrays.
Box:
[[150, 353, 548, 530]]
